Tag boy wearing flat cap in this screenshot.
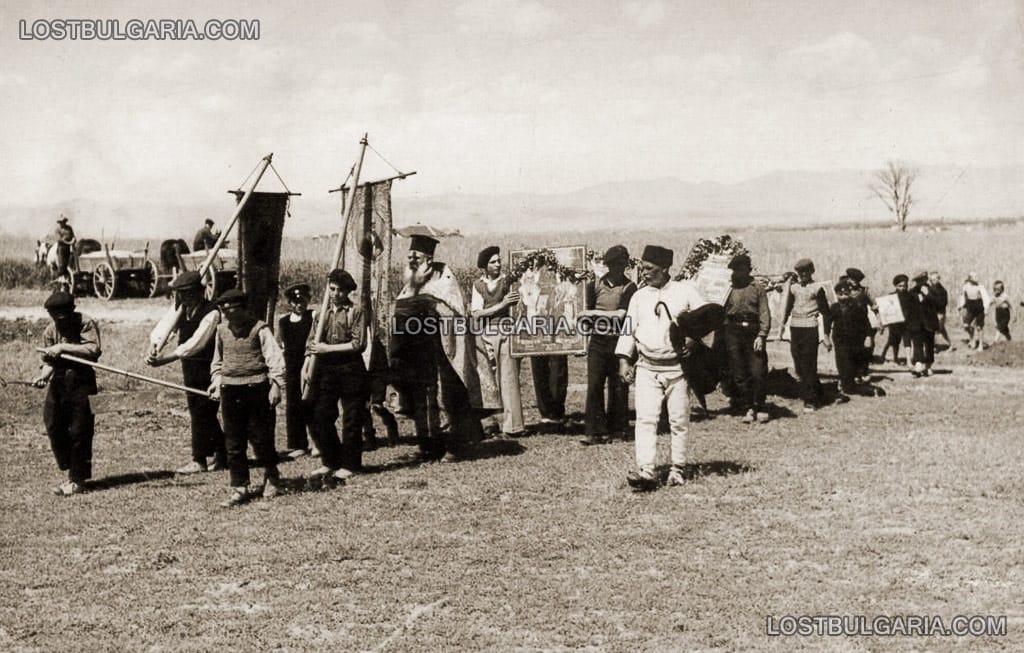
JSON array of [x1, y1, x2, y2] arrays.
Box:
[[209, 290, 286, 507], [146, 270, 227, 474], [580, 245, 637, 444], [615, 245, 707, 490], [779, 258, 832, 412], [276, 283, 317, 457], [722, 253, 771, 423], [302, 269, 370, 480], [32, 291, 102, 496]]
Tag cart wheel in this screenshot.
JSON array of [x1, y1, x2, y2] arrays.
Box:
[[144, 259, 162, 298], [93, 262, 117, 300], [204, 271, 217, 301]]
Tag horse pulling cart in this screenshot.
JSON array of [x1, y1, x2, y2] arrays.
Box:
[[73, 245, 162, 300]]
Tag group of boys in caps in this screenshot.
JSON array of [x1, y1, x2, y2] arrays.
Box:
[[33, 230, 965, 501]]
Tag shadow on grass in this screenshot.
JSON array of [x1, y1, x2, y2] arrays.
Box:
[[88, 470, 176, 491], [651, 460, 754, 483]]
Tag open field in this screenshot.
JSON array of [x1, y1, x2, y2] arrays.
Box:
[[1, 285, 1023, 651]]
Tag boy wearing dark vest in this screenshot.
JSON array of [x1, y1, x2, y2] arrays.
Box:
[[302, 269, 369, 480], [32, 291, 101, 496], [146, 271, 227, 474], [470, 246, 524, 437], [276, 283, 317, 458], [209, 290, 285, 507]]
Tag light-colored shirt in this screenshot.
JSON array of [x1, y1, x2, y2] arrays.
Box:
[[172, 307, 220, 359], [615, 279, 707, 366]]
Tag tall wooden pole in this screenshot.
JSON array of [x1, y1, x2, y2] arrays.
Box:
[[150, 154, 274, 354], [301, 135, 369, 400]]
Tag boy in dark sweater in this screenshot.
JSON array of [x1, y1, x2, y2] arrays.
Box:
[[209, 290, 286, 507], [829, 280, 872, 398], [276, 283, 316, 458]]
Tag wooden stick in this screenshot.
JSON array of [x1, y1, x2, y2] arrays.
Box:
[[328, 170, 417, 193], [36, 349, 215, 399], [302, 135, 369, 400], [151, 154, 274, 354]]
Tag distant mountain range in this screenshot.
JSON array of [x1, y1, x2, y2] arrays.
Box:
[[2, 165, 1021, 240]]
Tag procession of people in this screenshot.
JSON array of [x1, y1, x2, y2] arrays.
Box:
[[30, 222, 1016, 504]]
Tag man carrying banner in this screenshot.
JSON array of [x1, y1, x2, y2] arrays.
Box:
[[146, 271, 227, 474], [391, 235, 483, 462], [616, 245, 707, 491]]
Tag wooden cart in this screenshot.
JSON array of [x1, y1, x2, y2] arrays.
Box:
[[154, 240, 239, 300], [73, 245, 161, 300]]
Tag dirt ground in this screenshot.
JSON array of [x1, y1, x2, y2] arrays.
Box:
[[1, 291, 1022, 651]]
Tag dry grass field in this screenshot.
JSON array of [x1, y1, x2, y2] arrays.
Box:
[[1, 223, 1023, 651]]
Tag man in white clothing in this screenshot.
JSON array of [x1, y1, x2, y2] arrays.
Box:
[[616, 245, 707, 491]]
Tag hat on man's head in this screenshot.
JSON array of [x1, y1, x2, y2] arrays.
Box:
[[57, 217, 68, 225], [477, 246, 500, 269], [794, 258, 815, 273], [204, 218, 214, 227], [603, 245, 629, 265], [913, 270, 928, 282], [285, 283, 312, 302], [327, 269, 357, 292], [169, 271, 203, 291], [892, 274, 909, 286], [641, 245, 673, 270], [44, 290, 75, 313], [215, 289, 248, 307], [728, 253, 752, 270], [409, 235, 439, 257], [845, 268, 865, 283]]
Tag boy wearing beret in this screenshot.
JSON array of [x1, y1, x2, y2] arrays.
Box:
[[32, 291, 102, 496], [302, 269, 370, 479], [209, 290, 286, 507]]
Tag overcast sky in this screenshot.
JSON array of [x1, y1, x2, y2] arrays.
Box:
[[1, 0, 1021, 230]]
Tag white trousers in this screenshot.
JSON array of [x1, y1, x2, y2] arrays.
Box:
[[633, 364, 689, 472]]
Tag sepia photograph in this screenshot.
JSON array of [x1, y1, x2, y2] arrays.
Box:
[[1, 0, 1022, 650]]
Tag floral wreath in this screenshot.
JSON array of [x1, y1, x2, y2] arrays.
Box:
[[676, 234, 749, 280], [507, 248, 591, 283]]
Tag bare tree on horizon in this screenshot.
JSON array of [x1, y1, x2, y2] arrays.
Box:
[[870, 161, 916, 232]]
